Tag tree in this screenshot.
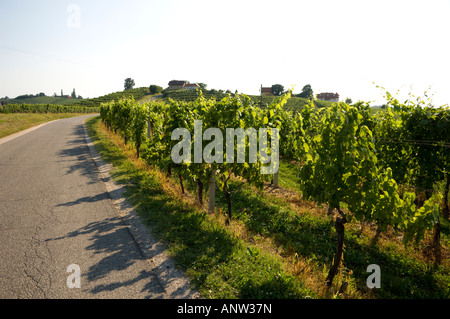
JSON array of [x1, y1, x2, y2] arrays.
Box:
[[198, 83, 207, 90], [345, 97, 353, 104], [298, 84, 314, 100], [271, 84, 284, 96], [149, 85, 163, 94], [124, 78, 135, 91], [71, 89, 77, 99]]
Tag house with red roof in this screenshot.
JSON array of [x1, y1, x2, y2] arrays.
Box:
[[261, 86, 273, 96], [167, 80, 201, 91], [184, 83, 200, 90], [317, 92, 339, 102], [167, 80, 188, 90]]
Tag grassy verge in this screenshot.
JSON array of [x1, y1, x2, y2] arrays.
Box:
[[0, 113, 94, 138], [262, 158, 449, 298], [85, 116, 312, 299], [214, 177, 449, 299], [136, 93, 159, 104], [86, 116, 449, 299]]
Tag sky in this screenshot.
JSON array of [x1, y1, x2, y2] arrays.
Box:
[[1, 0, 449, 106]]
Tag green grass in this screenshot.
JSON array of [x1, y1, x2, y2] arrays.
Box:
[[0, 113, 92, 138], [278, 159, 302, 192], [136, 93, 159, 104], [212, 175, 450, 299], [85, 116, 312, 299]]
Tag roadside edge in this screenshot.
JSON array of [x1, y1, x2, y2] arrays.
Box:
[[82, 118, 200, 300]]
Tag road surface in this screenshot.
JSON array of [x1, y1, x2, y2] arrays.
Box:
[[0, 115, 197, 299]]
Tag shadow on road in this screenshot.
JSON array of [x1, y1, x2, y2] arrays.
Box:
[[48, 123, 196, 299], [56, 124, 102, 185], [46, 216, 169, 298], [55, 192, 110, 207]]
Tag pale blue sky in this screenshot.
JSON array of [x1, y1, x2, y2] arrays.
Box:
[[1, 0, 449, 105]]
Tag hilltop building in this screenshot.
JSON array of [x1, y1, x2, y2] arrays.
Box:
[[167, 80, 200, 91], [167, 80, 187, 90], [261, 86, 273, 96], [184, 83, 200, 90], [317, 92, 339, 102]]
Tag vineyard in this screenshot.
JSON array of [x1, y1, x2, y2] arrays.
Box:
[[0, 87, 151, 112], [98, 91, 449, 298], [0, 103, 100, 114], [162, 89, 335, 111], [75, 87, 150, 108]]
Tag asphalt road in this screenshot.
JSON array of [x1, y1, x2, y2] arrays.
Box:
[[0, 115, 195, 299]]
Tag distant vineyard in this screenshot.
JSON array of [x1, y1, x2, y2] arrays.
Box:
[[162, 89, 228, 102], [162, 89, 335, 111], [0, 103, 100, 114], [1, 87, 150, 109], [75, 87, 150, 108]]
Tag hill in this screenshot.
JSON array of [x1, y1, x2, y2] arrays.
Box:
[[161, 89, 335, 112], [1, 87, 152, 108], [74, 87, 151, 108], [2, 87, 337, 112], [1, 95, 81, 106]]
